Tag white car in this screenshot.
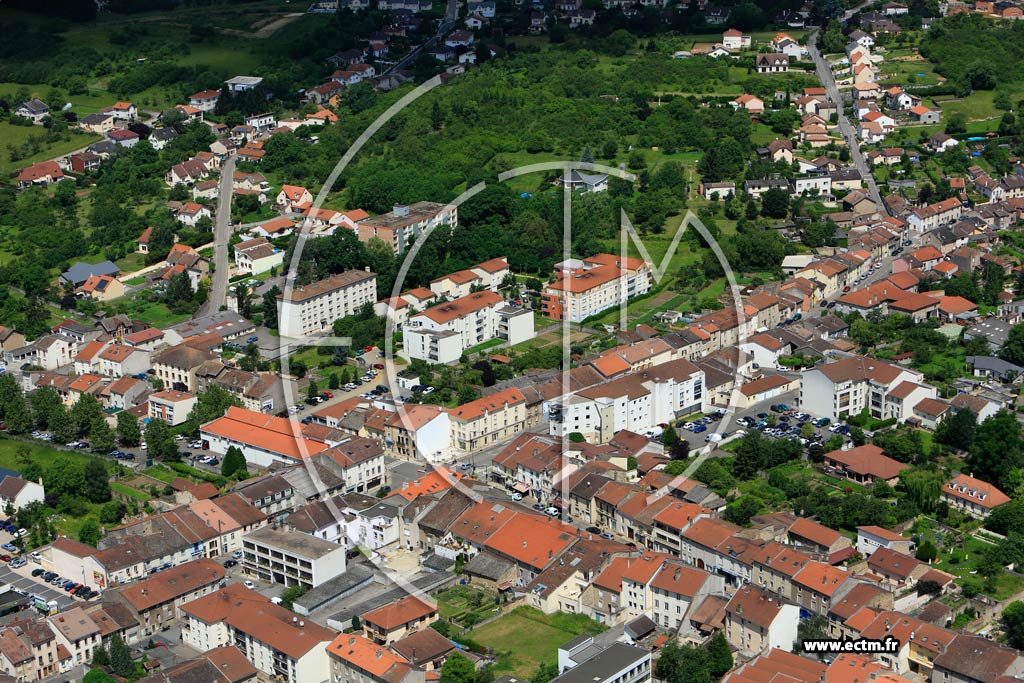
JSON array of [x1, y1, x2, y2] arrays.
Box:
[[232, 550, 244, 559], [243, 580, 255, 590], [511, 493, 523, 501], [545, 507, 560, 517]]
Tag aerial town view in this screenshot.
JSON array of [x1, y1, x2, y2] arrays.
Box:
[[5, 0, 1024, 681]]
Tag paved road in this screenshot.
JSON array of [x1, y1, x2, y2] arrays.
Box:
[[201, 155, 237, 315], [384, 0, 457, 75], [806, 30, 888, 217]]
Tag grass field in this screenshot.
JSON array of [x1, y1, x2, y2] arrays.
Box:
[[120, 300, 191, 328], [0, 122, 99, 174], [468, 607, 606, 678], [111, 481, 150, 502]]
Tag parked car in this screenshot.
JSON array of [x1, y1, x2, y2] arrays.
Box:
[[31, 568, 44, 577], [510, 493, 523, 501], [232, 550, 244, 559], [223, 559, 238, 568], [243, 580, 256, 590], [1, 544, 16, 553], [9, 557, 25, 569]]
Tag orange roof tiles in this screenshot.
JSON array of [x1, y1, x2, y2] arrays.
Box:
[[200, 406, 327, 461], [394, 468, 464, 501], [793, 561, 848, 596], [449, 387, 525, 422], [361, 595, 437, 630]]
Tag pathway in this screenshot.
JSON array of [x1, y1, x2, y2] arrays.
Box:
[[200, 155, 237, 315]]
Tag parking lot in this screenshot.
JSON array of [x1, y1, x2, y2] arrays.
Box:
[[0, 564, 78, 610]]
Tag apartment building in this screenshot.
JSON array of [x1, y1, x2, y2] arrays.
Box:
[[277, 270, 378, 338], [550, 359, 705, 443], [181, 584, 334, 683], [941, 473, 1010, 519], [242, 526, 346, 589], [356, 202, 458, 253], [360, 595, 438, 646], [724, 585, 800, 655], [234, 237, 284, 276], [403, 291, 534, 364], [149, 390, 198, 426], [447, 387, 528, 452], [800, 355, 931, 421], [542, 254, 652, 322], [109, 559, 225, 637], [48, 608, 101, 668], [327, 633, 424, 683]]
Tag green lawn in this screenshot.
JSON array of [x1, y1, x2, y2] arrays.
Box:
[[0, 436, 94, 471], [111, 481, 149, 502], [468, 607, 606, 678], [121, 301, 191, 328], [435, 585, 500, 627], [0, 122, 100, 174]]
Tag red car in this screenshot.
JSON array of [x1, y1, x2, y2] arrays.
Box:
[[322, 392, 334, 399], [372, 364, 384, 370], [363, 345, 374, 352], [842, 286, 851, 292], [0, 554, 10, 563]]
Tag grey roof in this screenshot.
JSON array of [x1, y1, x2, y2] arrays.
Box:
[[421, 553, 454, 571], [966, 356, 1024, 376], [326, 573, 455, 629], [61, 261, 119, 286], [624, 615, 656, 640], [244, 526, 342, 560], [18, 99, 48, 115], [965, 319, 1012, 347], [292, 564, 374, 615], [552, 643, 649, 683], [463, 551, 516, 581]]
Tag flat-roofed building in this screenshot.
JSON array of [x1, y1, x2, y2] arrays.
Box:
[[356, 202, 457, 253], [277, 270, 377, 338], [404, 291, 534, 364], [242, 526, 346, 589]]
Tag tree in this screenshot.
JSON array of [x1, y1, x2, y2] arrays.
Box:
[[117, 412, 141, 447], [531, 663, 559, 683], [262, 285, 281, 329], [70, 394, 103, 437], [1002, 324, 1024, 367], [1003, 600, 1024, 649], [78, 519, 102, 547], [795, 615, 829, 657], [49, 409, 76, 445], [968, 410, 1024, 489], [761, 187, 790, 219], [145, 418, 179, 461], [89, 419, 115, 454], [307, 380, 319, 400], [656, 641, 712, 683], [670, 439, 691, 460], [441, 653, 477, 683], [83, 459, 112, 504], [661, 426, 679, 447], [934, 408, 976, 451], [99, 501, 126, 525], [723, 495, 762, 526], [280, 585, 308, 610], [916, 539, 938, 562], [109, 635, 134, 678], [707, 632, 733, 677], [221, 446, 248, 479]]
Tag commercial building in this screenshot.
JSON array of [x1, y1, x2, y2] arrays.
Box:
[[200, 406, 329, 468], [542, 254, 652, 322], [277, 270, 378, 338], [242, 526, 346, 589]]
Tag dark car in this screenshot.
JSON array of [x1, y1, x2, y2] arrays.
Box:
[[585, 526, 601, 534], [375, 385, 389, 393], [0, 555, 10, 563], [31, 568, 44, 577], [223, 559, 238, 568]]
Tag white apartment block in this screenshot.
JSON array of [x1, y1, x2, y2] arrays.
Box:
[[542, 254, 652, 323], [277, 270, 377, 337], [550, 359, 705, 443], [242, 526, 346, 589], [404, 290, 534, 364], [799, 355, 932, 422]]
